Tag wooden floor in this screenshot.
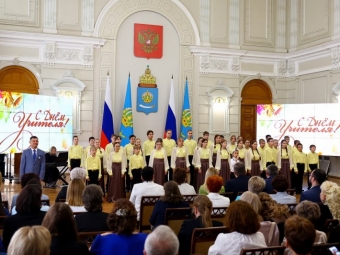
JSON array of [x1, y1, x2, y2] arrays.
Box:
[[2, 174, 340, 213]]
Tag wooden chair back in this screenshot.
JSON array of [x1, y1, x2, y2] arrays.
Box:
[[239, 246, 286, 255], [190, 227, 227, 255], [324, 219, 340, 240], [237, 191, 245, 196], [139, 196, 161, 233], [220, 192, 235, 202], [41, 199, 50, 206], [165, 208, 193, 235], [73, 211, 86, 216], [2, 201, 8, 209], [183, 194, 197, 207], [78, 231, 107, 248], [211, 207, 227, 224], [286, 203, 297, 214], [286, 189, 295, 196], [310, 243, 339, 255]]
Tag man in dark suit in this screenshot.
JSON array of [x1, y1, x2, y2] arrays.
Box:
[[300, 169, 326, 203], [262, 164, 278, 194], [225, 162, 249, 200], [20, 136, 45, 181]]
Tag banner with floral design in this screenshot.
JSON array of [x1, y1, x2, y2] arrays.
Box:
[[257, 104, 340, 156], [0, 91, 73, 153]]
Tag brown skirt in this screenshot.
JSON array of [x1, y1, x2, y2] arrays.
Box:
[[153, 158, 165, 185], [175, 157, 186, 169], [251, 160, 261, 176], [107, 162, 125, 202], [197, 159, 209, 189], [280, 159, 292, 189], [239, 158, 245, 164], [220, 159, 230, 182], [212, 153, 217, 167]]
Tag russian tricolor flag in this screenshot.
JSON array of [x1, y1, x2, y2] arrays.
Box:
[[164, 77, 177, 139], [100, 74, 114, 148]]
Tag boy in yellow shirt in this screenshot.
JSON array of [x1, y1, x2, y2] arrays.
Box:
[[129, 145, 145, 189], [85, 146, 102, 185]]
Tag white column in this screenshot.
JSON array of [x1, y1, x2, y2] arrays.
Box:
[[229, 0, 240, 49], [200, 0, 210, 46], [289, 0, 298, 51], [276, 0, 286, 51], [334, 0, 340, 39], [43, 0, 57, 34], [82, 0, 94, 36]]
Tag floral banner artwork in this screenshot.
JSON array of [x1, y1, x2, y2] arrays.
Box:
[[0, 91, 73, 153], [134, 23, 163, 59], [256, 104, 340, 156]]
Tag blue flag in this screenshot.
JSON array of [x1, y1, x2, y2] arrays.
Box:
[[180, 79, 192, 139], [119, 75, 134, 146]]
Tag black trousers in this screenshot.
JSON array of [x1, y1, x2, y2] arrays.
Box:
[[125, 160, 131, 191], [88, 170, 99, 185], [145, 155, 150, 166], [44, 165, 59, 183], [295, 163, 305, 194], [308, 164, 318, 189], [166, 156, 173, 182], [131, 168, 142, 190], [188, 155, 195, 187], [70, 159, 81, 170]]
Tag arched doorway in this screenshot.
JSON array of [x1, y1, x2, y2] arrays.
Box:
[[0, 66, 39, 94], [240, 79, 272, 140]]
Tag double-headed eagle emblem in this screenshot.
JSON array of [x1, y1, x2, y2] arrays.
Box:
[[138, 29, 160, 53]]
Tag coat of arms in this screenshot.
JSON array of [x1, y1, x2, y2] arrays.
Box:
[[134, 23, 163, 59]]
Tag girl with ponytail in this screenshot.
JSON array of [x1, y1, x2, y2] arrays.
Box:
[[178, 195, 223, 255]]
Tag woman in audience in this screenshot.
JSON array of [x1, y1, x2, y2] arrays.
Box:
[[206, 176, 230, 207], [42, 203, 89, 255], [178, 195, 223, 255], [173, 167, 196, 195], [66, 178, 86, 212], [75, 184, 109, 232], [320, 180, 340, 218], [235, 176, 265, 201], [7, 226, 51, 255], [149, 181, 190, 229], [90, 199, 147, 255], [240, 191, 263, 221], [258, 192, 290, 222], [281, 201, 326, 254], [3, 185, 47, 250], [208, 201, 267, 254], [199, 167, 225, 195]]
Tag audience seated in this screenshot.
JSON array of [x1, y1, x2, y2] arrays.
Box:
[[320, 181, 340, 218], [7, 226, 51, 255], [11, 173, 49, 212], [208, 201, 267, 254], [206, 176, 230, 207], [149, 181, 190, 229], [258, 192, 290, 223], [262, 164, 278, 194], [281, 201, 326, 255], [224, 162, 249, 200], [42, 203, 89, 255], [11, 178, 50, 215], [236, 176, 265, 201], [240, 191, 263, 221], [3, 184, 47, 250], [75, 184, 109, 232], [283, 215, 316, 255], [270, 176, 296, 204], [55, 167, 86, 203], [300, 169, 326, 203], [90, 199, 147, 255], [144, 225, 179, 255], [129, 166, 164, 221], [173, 168, 196, 195], [66, 178, 86, 213], [199, 168, 225, 195], [178, 195, 223, 255]]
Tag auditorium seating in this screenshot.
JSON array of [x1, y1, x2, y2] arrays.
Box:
[[182, 194, 197, 207], [310, 243, 339, 255], [211, 207, 228, 224], [286, 203, 297, 214], [165, 208, 193, 235], [239, 246, 285, 255], [220, 192, 235, 201], [139, 196, 161, 233], [78, 231, 107, 248], [190, 227, 227, 255]]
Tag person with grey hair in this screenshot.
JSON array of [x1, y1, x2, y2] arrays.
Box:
[[144, 225, 179, 255], [263, 164, 278, 194], [74, 184, 109, 232]]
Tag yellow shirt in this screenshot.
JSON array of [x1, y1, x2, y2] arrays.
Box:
[[307, 152, 319, 170], [207, 140, 213, 148], [143, 140, 155, 156], [107, 151, 126, 175], [280, 148, 290, 159], [220, 149, 229, 159], [83, 146, 92, 160], [227, 144, 236, 155], [85, 155, 102, 178], [124, 143, 134, 161], [293, 151, 307, 172], [105, 143, 114, 158], [237, 148, 246, 159], [68, 145, 83, 167], [200, 148, 210, 159], [154, 149, 165, 159], [175, 147, 187, 157], [264, 147, 277, 163], [292, 147, 298, 156], [251, 150, 261, 160], [184, 139, 197, 155], [212, 144, 221, 154], [128, 154, 144, 177], [163, 138, 176, 156]]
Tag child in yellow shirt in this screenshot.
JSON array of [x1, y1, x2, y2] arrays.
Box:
[[85, 146, 102, 185], [129, 145, 145, 189]]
